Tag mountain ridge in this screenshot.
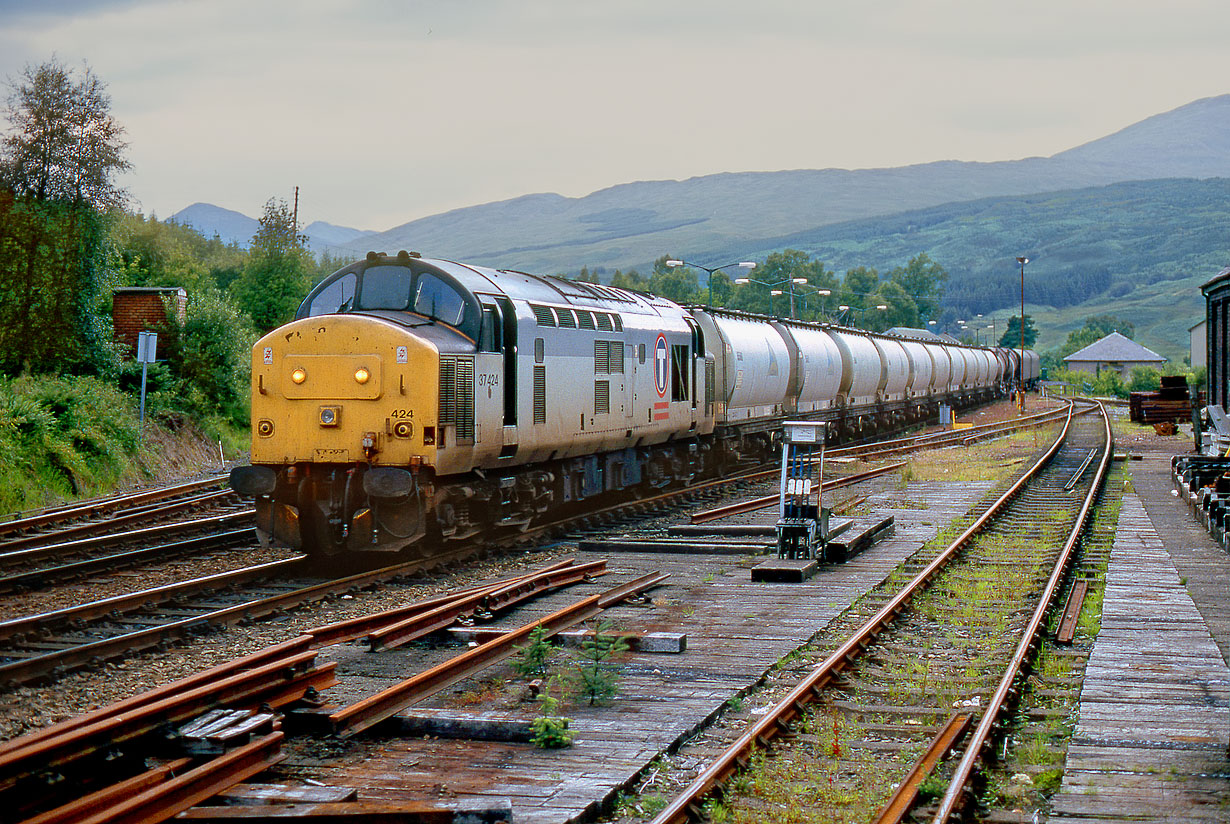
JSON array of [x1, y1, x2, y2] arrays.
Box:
[[170, 94, 1230, 278]]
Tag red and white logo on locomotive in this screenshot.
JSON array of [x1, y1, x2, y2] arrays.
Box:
[[653, 334, 669, 398]]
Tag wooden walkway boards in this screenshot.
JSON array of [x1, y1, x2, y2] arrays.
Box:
[[1049, 494, 1230, 822]]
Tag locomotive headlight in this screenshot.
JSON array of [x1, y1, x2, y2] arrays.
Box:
[[319, 405, 341, 427], [291, 367, 307, 384], [354, 367, 370, 385]]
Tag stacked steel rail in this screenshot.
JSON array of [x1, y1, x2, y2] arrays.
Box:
[[2, 558, 665, 823]]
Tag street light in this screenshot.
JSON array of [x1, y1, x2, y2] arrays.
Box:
[[665, 259, 756, 307], [735, 275, 809, 318], [1016, 256, 1029, 408]]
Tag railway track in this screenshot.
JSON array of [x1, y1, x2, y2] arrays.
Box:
[[0, 402, 1066, 691], [0, 476, 230, 544], [0, 400, 1091, 821], [0, 559, 664, 824], [649, 399, 1111, 823]]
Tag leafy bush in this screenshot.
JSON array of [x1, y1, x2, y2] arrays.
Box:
[[0, 375, 140, 512], [1127, 366, 1161, 393], [154, 289, 256, 428]]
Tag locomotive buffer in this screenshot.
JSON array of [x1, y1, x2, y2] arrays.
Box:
[[776, 421, 831, 561]]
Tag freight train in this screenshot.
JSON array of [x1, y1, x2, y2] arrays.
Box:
[[230, 252, 1040, 557]]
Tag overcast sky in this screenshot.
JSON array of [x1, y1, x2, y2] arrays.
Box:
[[2, 1, 1227, 230]]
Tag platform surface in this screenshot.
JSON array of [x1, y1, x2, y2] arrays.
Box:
[[1049, 453, 1230, 822]]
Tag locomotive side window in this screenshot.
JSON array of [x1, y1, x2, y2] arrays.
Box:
[[479, 307, 501, 353], [306, 272, 357, 316], [671, 344, 689, 402], [357, 266, 413, 311], [414, 273, 466, 326]]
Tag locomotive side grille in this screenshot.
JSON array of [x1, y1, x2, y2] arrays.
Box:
[[594, 340, 625, 374], [596, 313, 613, 332], [555, 308, 577, 328], [531, 304, 556, 326], [439, 356, 475, 444], [594, 380, 610, 415], [577, 310, 596, 330], [705, 358, 715, 413], [594, 340, 609, 372], [608, 341, 624, 373], [533, 366, 547, 424]]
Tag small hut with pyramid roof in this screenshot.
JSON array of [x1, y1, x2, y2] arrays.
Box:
[[1062, 331, 1165, 378]]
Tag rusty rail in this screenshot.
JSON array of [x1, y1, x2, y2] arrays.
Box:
[[366, 559, 607, 651], [933, 402, 1111, 823], [649, 403, 1077, 824], [0, 510, 256, 571], [1056, 579, 1090, 644], [23, 757, 194, 824], [73, 732, 284, 824], [0, 489, 243, 554], [0, 527, 256, 592], [689, 461, 906, 524], [0, 649, 330, 791], [304, 558, 580, 647], [328, 571, 669, 738], [0, 636, 314, 759], [0, 477, 225, 537], [872, 713, 972, 824]]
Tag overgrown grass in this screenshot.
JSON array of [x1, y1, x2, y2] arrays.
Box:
[[0, 375, 142, 513], [904, 425, 1062, 483]]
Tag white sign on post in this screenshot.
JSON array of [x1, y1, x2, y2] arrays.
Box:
[[137, 330, 158, 434], [137, 331, 158, 364]]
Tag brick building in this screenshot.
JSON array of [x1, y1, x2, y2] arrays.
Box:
[[112, 287, 187, 358]]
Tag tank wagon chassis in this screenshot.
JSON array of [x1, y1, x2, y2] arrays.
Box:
[[231, 252, 1033, 559]]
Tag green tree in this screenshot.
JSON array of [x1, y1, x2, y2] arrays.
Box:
[[646, 255, 701, 304], [998, 315, 1037, 348], [867, 280, 919, 332], [2, 58, 130, 208], [0, 59, 130, 376], [708, 269, 734, 307], [154, 290, 257, 426], [837, 266, 879, 319], [1082, 314, 1135, 340], [230, 198, 313, 332], [610, 268, 649, 292], [887, 253, 947, 321]]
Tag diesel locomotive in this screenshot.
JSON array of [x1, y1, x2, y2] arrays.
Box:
[[229, 251, 1040, 557]]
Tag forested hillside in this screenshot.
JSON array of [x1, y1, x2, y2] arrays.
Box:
[[726, 178, 1230, 359]]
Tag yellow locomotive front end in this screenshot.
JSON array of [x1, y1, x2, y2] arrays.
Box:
[[233, 313, 440, 554]]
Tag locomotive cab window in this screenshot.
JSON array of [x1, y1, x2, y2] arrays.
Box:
[[478, 307, 501, 353], [305, 272, 357, 316], [414, 272, 466, 327], [356, 266, 413, 311]]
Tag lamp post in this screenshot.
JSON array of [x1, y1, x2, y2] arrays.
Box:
[[665, 259, 756, 307], [735, 275, 810, 318], [1016, 256, 1029, 408]]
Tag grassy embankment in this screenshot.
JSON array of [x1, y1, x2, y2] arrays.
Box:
[[0, 375, 243, 516]]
